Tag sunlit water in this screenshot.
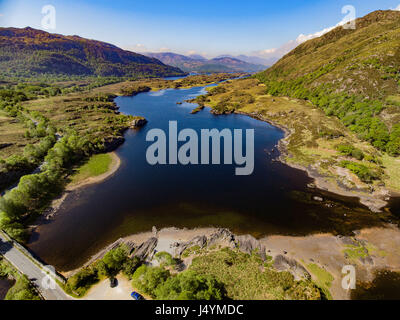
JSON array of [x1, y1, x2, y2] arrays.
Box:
[[28, 85, 399, 271]]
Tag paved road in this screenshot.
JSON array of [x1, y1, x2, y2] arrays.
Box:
[[0, 234, 72, 300]]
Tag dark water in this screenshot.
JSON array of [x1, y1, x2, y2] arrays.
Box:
[[27, 85, 398, 271], [351, 270, 400, 300], [0, 278, 14, 300]]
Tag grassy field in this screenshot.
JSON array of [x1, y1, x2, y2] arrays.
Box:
[[70, 153, 114, 185], [193, 78, 400, 197], [0, 110, 38, 159], [305, 263, 334, 300], [188, 248, 321, 300]]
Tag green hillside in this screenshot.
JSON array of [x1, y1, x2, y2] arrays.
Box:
[[256, 10, 400, 156], [0, 27, 185, 79]]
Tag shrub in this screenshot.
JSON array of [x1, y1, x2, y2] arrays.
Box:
[[154, 270, 225, 300], [5, 275, 40, 300], [339, 161, 381, 183], [101, 246, 128, 276], [131, 265, 170, 297], [336, 144, 364, 160], [66, 267, 99, 296], [154, 252, 177, 267]]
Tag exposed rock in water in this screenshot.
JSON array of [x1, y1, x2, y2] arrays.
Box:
[[133, 237, 158, 260], [130, 118, 148, 128], [273, 255, 311, 281]]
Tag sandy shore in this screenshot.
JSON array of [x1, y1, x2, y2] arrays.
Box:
[[41, 152, 121, 220], [69, 225, 400, 300]]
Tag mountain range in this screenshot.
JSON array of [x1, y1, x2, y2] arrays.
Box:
[[0, 27, 186, 78], [216, 54, 277, 67], [144, 52, 267, 73]]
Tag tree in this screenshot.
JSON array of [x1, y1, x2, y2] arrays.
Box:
[[101, 246, 128, 276], [131, 265, 170, 297], [154, 270, 225, 300]]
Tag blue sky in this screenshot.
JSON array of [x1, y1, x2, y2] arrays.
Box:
[[0, 0, 399, 58]]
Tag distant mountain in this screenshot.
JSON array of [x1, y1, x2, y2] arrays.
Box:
[[256, 10, 400, 155], [188, 54, 207, 61], [0, 27, 185, 78], [257, 10, 400, 99], [217, 54, 276, 67], [145, 52, 266, 73]]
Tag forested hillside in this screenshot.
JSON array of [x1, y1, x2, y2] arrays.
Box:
[[0, 27, 185, 78], [256, 10, 400, 156]]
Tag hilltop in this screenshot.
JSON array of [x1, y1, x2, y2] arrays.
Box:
[[0, 27, 185, 78], [190, 11, 400, 210], [256, 10, 400, 156], [145, 52, 266, 73]]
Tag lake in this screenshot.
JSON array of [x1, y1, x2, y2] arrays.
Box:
[[28, 85, 398, 271]]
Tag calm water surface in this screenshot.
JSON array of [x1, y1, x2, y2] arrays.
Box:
[[28, 85, 399, 271]]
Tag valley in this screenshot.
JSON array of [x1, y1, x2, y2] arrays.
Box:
[[0, 7, 400, 302]]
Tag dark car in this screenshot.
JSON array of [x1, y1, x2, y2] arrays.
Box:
[[109, 277, 117, 288], [131, 291, 144, 300]]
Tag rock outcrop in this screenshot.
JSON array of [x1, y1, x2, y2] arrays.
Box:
[[173, 235, 208, 257], [130, 118, 148, 128], [236, 234, 267, 261], [132, 237, 158, 260], [173, 228, 269, 261], [273, 255, 311, 281]]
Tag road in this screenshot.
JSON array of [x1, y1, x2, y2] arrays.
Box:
[[0, 234, 72, 300]]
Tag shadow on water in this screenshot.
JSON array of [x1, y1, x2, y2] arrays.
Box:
[[351, 270, 400, 300], [27, 85, 400, 271]]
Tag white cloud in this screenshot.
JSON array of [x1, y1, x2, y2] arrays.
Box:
[[125, 43, 147, 53], [254, 13, 354, 60], [394, 4, 400, 11], [158, 47, 171, 52]]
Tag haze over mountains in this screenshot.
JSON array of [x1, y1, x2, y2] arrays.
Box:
[[0, 27, 185, 78], [145, 52, 268, 73]]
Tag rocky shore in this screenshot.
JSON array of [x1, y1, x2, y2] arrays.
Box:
[[68, 225, 400, 300], [235, 110, 391, 213]]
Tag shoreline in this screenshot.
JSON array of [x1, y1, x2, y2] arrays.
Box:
[[39, 152, 121, 220], [66, 225, 400, 300], [235, 110, 391, 213]]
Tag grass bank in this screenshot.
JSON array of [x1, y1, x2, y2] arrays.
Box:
[[69, 152, 120, 188]]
